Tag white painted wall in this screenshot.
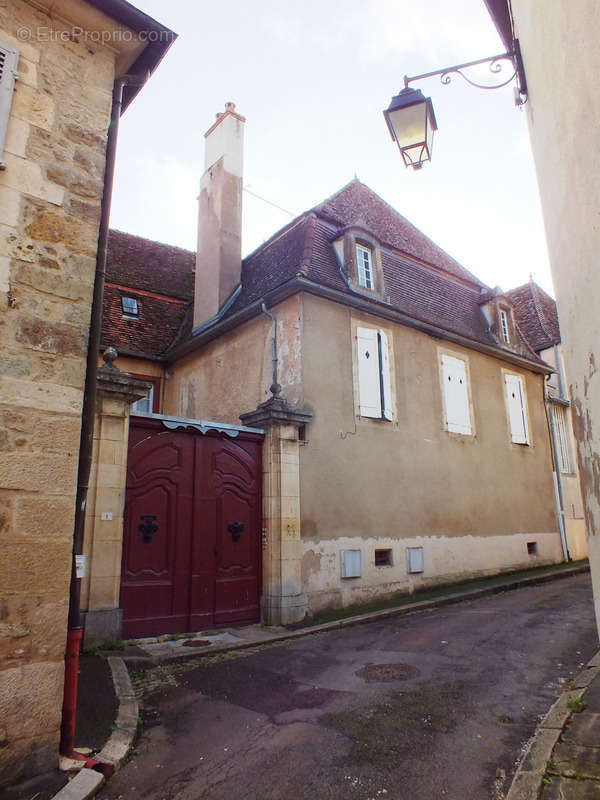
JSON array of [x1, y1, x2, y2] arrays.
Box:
[[301, 532, 563, 613]]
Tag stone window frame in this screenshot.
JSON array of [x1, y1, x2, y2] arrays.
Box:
[[342, 228, 386, 299], [436, 345, 477, 439]]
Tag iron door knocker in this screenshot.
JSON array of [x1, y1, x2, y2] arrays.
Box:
[[139, 514, 158, 543], [227, 521, 244, 542]]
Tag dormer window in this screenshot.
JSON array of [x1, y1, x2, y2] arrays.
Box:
[[500, 309, 510, 344], [122, 296, 139, 317], [356, 245, 373, 290]]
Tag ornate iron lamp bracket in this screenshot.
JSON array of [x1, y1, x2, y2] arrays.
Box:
[[404, 41, 527, 105]]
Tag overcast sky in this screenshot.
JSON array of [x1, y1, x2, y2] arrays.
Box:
[[110, 0, 553, 295]]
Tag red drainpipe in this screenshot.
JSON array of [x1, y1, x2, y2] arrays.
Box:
[[60, 73, 146, 765]]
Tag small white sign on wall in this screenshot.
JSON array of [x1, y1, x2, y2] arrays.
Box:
[[75, 554, 86, 579]]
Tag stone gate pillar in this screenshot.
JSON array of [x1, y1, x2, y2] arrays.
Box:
[[241, 395, 312, 626], [81, 349, 150, 646]]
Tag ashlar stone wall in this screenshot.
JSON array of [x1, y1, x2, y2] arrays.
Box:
[[0, 0, 117, 785]]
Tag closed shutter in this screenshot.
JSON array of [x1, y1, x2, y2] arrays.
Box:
[[357, 327, 382, 417], [441, 355, 471, 434], [379, 330, 393, 421], [553, 404, 571, 472], [0, 41, 18, 162], [505, 373, 529, 444]]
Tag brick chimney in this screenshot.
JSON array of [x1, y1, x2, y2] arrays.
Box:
[[194, 102, 245, 328]]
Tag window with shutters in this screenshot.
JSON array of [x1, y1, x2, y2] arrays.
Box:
[[504, 373, 530, 445], [0, 41, 19, 167], [440, 354, 472, 435], [553, 404, 572, 473], [356, 326, 393, 420]]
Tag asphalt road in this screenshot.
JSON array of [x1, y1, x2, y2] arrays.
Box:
[[101, 573, 598, 800]]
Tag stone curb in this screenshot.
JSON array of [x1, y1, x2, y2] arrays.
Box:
[[505, 651, 600, 800], [123, 564, 589, 667], [51, 656, 138, 800]]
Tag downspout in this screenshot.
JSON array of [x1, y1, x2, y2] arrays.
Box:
[[261, 302, 281, 396], [60, 73, 147, 761], [543, 375, 570, 562]]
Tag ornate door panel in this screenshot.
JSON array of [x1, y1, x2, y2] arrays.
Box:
[[121, 420, 194, 638], [121, 417, 262, 638]]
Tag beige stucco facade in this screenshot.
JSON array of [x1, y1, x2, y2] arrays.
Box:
[[0, 0, 162, 786], [299, 294, 560, 610], [156, 290, 563, 618], [504, 1, 600, 625]]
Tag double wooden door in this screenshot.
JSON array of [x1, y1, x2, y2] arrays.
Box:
[[120, 418, 263, 639]]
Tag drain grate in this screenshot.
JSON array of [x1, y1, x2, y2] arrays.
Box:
[[355, 662, 418, 682]]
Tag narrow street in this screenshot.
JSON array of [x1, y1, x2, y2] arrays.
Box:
[[101, 574, 597, 800]]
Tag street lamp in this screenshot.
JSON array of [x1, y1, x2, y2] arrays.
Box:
[[384, 44, 527, 170], [383, 87, 437, 170]]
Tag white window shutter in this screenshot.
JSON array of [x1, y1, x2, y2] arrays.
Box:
[[357, 327, 381, 417], [0, 41, 18, 162], [554, 405, 571, 472], [441, 355, 471, 434], [505, 374, 529, 444], [379, 330, 393, 421]]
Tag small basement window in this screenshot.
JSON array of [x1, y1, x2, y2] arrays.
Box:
[[406, 546, 424, 574], [374, 549, 393, 567], [527, 541, 538, 556], [122, 296, 139, 316], [341, 549, 362, 578]]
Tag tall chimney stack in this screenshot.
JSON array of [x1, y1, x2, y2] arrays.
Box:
[[194, 102, 245, 328]]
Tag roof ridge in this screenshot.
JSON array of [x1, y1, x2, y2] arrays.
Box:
[[312, 180, 484, 288], [529, 279, 555, 342], [513, 315, 544, 361], [243, 213, 309, 263]]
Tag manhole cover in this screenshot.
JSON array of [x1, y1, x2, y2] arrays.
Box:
[[355, 663, 418, 682], [182, 639, 212, 647]]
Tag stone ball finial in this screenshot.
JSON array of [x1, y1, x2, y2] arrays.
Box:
[[270, 382, 282, 397], [102, 346, 119, 370], [225, 102, 236, 112]]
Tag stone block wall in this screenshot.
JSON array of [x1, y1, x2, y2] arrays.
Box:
[[0, 0, 117, 786]]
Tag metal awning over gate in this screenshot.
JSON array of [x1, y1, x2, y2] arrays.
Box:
[[131, 411, 265, 438]]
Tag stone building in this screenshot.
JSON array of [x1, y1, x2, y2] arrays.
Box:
[[483, 0, 600, 633], [91, 103, 569, 640], [0, 0, 173, 787]]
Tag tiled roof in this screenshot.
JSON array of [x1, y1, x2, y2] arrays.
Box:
[[224, 181, 537, 358], [314, 180, 485, 286], [102, 182, 545, 366], [107, 230, 194, 300], [505, 280, 561, 352], [101, 230, 194, 357]]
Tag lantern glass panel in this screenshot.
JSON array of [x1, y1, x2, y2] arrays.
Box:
[[387, 100, 428, 150]]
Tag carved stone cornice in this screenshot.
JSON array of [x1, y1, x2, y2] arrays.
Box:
[[240, 395, 313, 429]]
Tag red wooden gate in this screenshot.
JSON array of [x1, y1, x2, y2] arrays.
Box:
[[120, 416, 263, 639]]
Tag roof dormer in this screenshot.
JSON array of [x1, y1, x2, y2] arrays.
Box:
[[333, 225, 386, 299]]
